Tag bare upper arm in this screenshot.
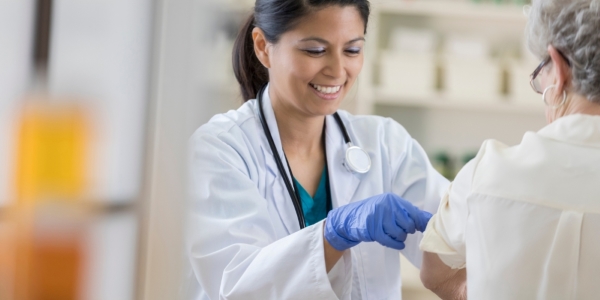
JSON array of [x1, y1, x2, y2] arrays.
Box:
[[420, 251, 467, 300]]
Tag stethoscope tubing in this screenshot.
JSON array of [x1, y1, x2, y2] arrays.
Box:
[[333, 113, 352, 145], [257, 86, 306, 229]]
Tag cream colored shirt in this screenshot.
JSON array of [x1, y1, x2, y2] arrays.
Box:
[[421, 114, 600, 299]]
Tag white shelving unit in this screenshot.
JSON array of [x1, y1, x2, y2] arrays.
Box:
[[375, 0, 527, 22], [358, 0, 537, 114], [376, 92, 543, 114], [357, 0, 546, 161]]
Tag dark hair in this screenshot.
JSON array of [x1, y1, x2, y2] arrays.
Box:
[[232, 0, 370, 101]]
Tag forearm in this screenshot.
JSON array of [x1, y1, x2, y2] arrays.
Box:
[[421, 251, 467, 300], [323, 220, 344, 272]]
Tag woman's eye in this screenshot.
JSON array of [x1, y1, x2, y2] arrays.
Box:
[[346, 48, 362, 55], [304, 49, 326, 55]]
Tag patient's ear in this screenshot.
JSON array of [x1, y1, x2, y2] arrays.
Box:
[[547, 45, 571, 93]]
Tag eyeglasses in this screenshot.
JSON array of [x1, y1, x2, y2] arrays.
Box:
[[530, 50, 571, 94], [530, 57, 550, 94]]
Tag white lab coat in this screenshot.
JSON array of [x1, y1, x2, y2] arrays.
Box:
[[421, 114, 600, 299], [185, 86, 449, 299]]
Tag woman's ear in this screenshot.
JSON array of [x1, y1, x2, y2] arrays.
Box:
[[252, 27, 271, 69], [547, 45, 571, 93]]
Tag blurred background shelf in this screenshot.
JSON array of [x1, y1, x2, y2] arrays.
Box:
[[375, 0, 528, 22], [360, 0, 545, 183], [375, 93, 544, 114]]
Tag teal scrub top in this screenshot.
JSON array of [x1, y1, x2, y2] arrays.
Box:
[[293, 166, 331, 227]]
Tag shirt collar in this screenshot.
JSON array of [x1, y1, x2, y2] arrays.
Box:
[[537, 114, 600, 147]]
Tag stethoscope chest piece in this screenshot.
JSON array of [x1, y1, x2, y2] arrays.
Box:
[[345, 145, 371, 174]]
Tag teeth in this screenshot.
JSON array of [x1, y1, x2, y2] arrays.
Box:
[[311, 84, 341, 94]]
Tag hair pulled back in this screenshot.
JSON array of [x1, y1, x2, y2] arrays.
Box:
[[233, 0, 370, 101]]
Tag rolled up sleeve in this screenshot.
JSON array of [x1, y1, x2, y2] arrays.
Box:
[[420, 155, 480, 269]]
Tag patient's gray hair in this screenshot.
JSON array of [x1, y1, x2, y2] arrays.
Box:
[[526, 0, 600, 103]]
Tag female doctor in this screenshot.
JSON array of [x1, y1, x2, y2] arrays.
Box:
[[185, 0, 449, 299]]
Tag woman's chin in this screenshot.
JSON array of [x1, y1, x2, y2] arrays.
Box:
[[314, 102, 342, 116], [309, 96, 344, 116]]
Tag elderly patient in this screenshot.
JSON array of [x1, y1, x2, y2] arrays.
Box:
[[419, 0, 600, 299]]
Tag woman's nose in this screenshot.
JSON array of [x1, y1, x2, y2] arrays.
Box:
[[323, 53, 345, 79]]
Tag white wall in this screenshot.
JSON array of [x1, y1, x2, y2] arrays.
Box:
[[0, 0, 36, 206]]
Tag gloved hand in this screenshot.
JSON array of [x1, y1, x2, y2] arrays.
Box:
[[324, 193, 432, 251]]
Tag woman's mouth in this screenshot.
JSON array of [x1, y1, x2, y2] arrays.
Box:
[[309, 83, 343, 100]]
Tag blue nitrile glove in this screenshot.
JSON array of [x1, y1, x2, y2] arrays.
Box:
[[324, 193, 433, 251]]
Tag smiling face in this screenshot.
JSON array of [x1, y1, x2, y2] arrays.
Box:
[[260, 5, 365, 118]]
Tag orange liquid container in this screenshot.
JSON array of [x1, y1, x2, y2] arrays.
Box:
[[14, 102, 88, 203], [7, 100, 90, 300], [10, 207, 88, 300]]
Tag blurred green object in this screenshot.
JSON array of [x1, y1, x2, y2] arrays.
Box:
[[432, 151, 479, 181], [433, 152, 455, 180]]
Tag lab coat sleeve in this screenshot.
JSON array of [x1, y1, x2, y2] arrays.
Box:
[[419, 145, 483, 269], [385, 119, 450, 269], [187, 128, 352, 300]]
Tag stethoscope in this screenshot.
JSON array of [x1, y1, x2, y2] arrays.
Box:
[[257, 84, 371, 229]]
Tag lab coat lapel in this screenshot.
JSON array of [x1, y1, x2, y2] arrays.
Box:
[[325, 114, 360, 208], [258, 85, 301, 234]]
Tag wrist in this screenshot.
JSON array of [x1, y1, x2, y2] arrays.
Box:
[[324, 216, 359, 251], [323, 221, 345, 273]]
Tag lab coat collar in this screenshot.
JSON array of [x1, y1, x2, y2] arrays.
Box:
[[537, 114, 600, 148], [257, 85, 360, 233]]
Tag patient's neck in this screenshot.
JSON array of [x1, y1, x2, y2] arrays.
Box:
[[550, 94, 600, 123], [566, 95, 600, 116]]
